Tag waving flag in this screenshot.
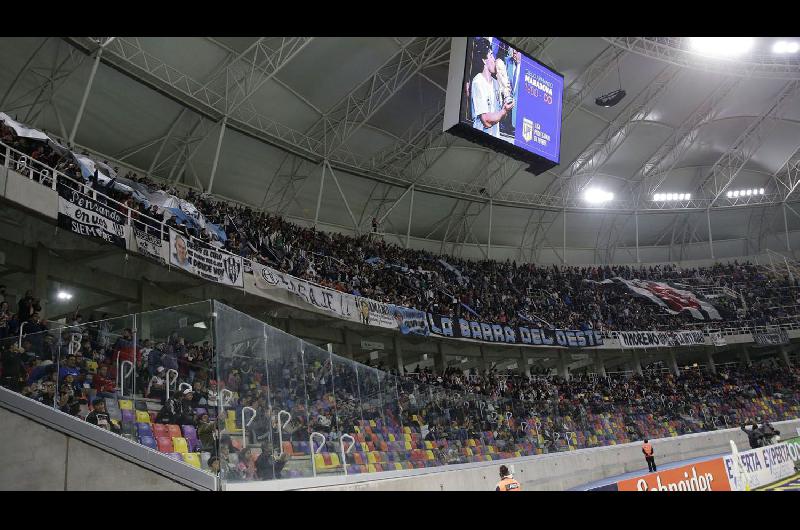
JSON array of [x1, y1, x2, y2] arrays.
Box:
[[593, 277, 721, 321]]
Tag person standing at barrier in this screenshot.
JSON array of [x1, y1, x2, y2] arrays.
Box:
[[642, 439, 656, 472], [496, 465, 521, 491]]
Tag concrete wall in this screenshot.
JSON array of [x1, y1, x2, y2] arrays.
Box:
[[2, 169, 57, 220], [227, 419, 800, 491], [0, 406, 191, 491]]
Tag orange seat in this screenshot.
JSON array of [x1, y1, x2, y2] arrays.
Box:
[[167, 424, 182, 439], [282, 441, 294, 456]]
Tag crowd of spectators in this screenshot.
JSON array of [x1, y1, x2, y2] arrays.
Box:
[[3, 120, 800, 335]]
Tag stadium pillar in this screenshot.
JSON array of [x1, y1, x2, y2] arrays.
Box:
[[137, 283, 152, 339], [393, 337, 404, 374], [519, 348, 530, 376], [779, 344, 792, 367], [706, 208, 714, 260], [557, 351, 570, 381], [33, 244, 49, 318], [592, 352, 606, 377], [631, 349, 643, 376], [667, 350, 680, 377], [478, 347, 487, 375], [738, 344, 751, 366], [705, 349, 716, 374], [435, 343, 446, 373]]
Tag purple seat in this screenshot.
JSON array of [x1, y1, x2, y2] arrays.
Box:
[[181, 425, 197, 439], [165, 452, 183, 462], [139, 435, 157, 450], [186, 437, 200, 452], [121, 409, 135, 423]]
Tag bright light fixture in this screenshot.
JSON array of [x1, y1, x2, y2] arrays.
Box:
[[56, 291, 72, 301], [773, 41, 800, 54], [690, 37, 754, 57], [759, 188, 765, 195], [653, 192, 691, 202], [727, 188, 765, 199], [584, 188, 614, 204], [193, 322, 207, 329]]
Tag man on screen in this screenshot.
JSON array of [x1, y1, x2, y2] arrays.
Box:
[[470, 38, 514, 139]]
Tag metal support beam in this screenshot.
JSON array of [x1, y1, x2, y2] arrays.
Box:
[[314, 162, 326, 227], [635, 210, 640, 263], [406, 185, 415, 248], [487, 199, 493, 260], [207, 117, 228, 194], [562, 209, 567, 264], [148, 108, 187, 178], [325, 160, 359, 233], [784, 202, 791, 251], [706, 208, 714, 259], [68, 47, 103, 145]]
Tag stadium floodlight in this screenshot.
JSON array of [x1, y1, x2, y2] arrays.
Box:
[[746, 189, 752, 196], [686, 193, 691, 200], [733, 190, 740, 197], [584, 187, 614, 204], [690, 37, 755, 57], [773, 41, 800, 54], [56, 291, 73, 301], [759, 188, 765, 195]]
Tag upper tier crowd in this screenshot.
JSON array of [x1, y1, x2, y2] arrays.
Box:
[[3, 120, 800, 335]]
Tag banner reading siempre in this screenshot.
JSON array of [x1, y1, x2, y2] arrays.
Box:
[[57, 183, 128, 248], [616, 458, 731, 491], [169, 228, 243, 288]]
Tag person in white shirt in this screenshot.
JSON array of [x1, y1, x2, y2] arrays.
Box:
[[470, 38, 514, 138]]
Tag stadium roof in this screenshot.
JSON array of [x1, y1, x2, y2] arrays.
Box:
[[2, 36, 800, 264]]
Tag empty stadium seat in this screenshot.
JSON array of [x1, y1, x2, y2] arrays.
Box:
[[172, 437, 189, 454], [139, 436, 157, 450], [167, 424, 182, 438], [135, 410, 151, 423], [182, 452, 201, 468], [156, 437, 174, 453], [118, 399, 133, 410]]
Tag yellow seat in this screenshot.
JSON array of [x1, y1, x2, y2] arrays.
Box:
[[485, 454, 493, 461], [367, 452, 378, 464], [388, 434, 396, 442], [403, 433, 412, 442], [425, 450, 435, 461], [369, 420, 377, 427], [464, 448, 473, 456], [487, 446, 495, 453], [330, 453, 340, 467], [354, 426, 361, 433], [467, 439, 476, 447], [314, 454, 326, 469], [172, 437, 189, 454], [394, 463, 403, 471], [403, 426, 411, 434], [367, 464, 377, 473], [182, 452, 201, 468], [424, 440, 433, 449], [118, 399, 133, 410], [225, 419, 241, 433], [227, 410, 236, 421], [135, 410, 151, 423], [404, 441, 412, 450]]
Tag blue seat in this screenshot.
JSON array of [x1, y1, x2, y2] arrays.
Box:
[[136, 422, 153, 437], [139, 435, 157, 450]]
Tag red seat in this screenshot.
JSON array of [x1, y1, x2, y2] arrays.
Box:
[[167, 424, 182, 438], [156, 437, 174, 453], [152, 424, 168, 437]]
